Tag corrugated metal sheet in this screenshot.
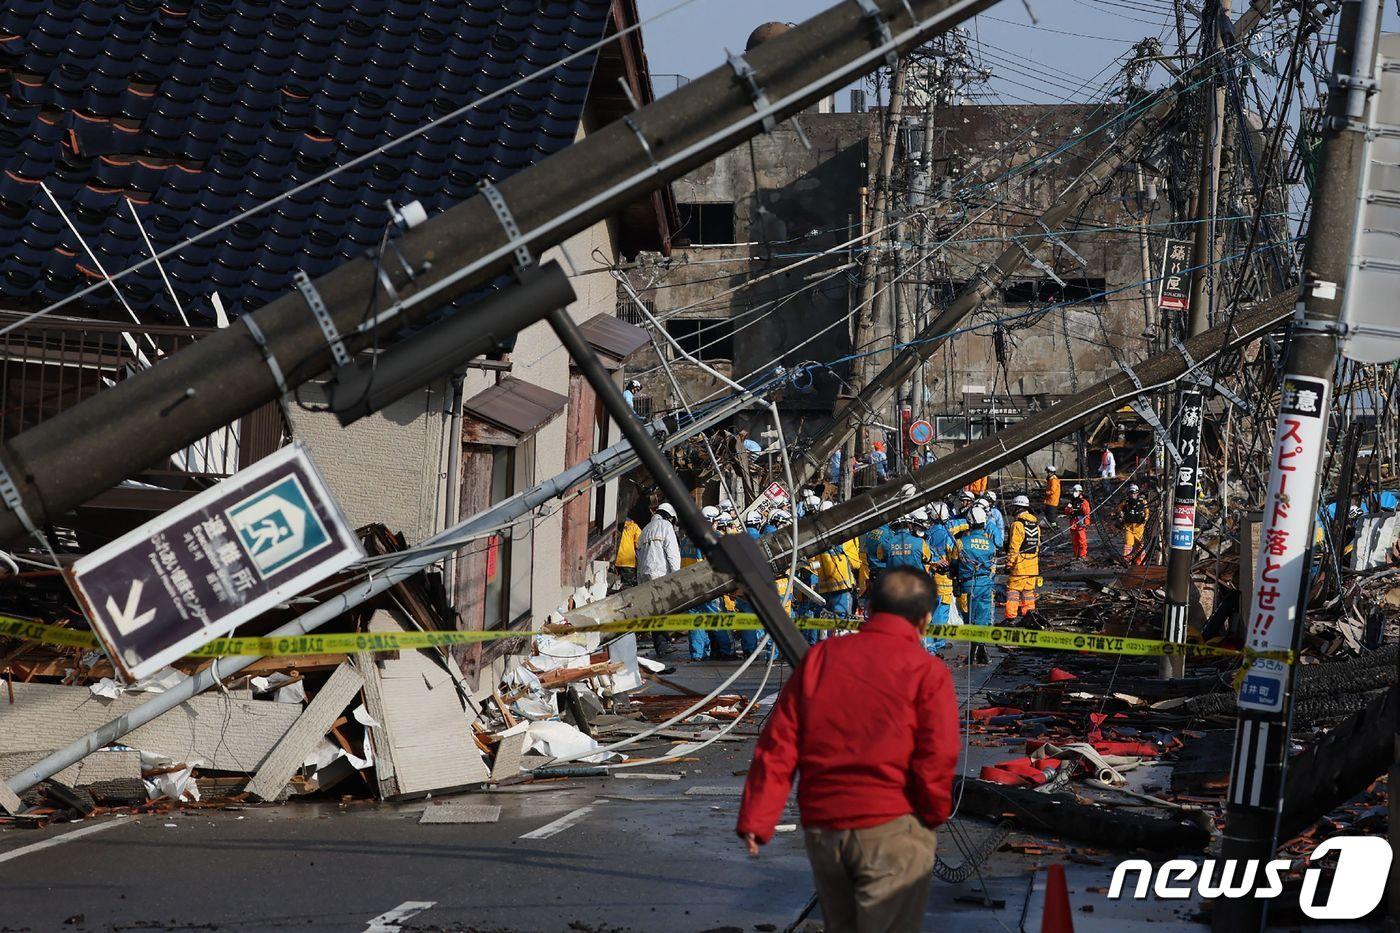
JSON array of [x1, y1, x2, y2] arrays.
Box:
[[462, 375, 566, 438]]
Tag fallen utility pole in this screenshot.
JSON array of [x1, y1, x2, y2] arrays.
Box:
[[1215, 2, 1384, 929], [1, 391, 764, 803], [795, 0, 1282, 488], [0, 0, 998, 547], [571, 290, 1296, 623], [1161, 0, 1231, 680]]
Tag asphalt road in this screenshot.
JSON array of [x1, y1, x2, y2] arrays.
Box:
[[0, 649, 1193, 933]]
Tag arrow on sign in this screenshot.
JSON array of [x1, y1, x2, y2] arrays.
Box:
[[107, 580, 156, 635]]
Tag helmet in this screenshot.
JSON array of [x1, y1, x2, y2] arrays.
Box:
[[745, 511, 764, 526], [1046, 464, 1057, 473], [718, 498, 733, 511], [985, 490, 997, 502], [912, 507, 930, 524], [717, 510, 735, 527], [900, 483, 917, 499], [1071, 484, 1083, 495], [975, 496, 990, 509], [656, 502, 677, 519], [1348, 504, 1363, 519], [803, 490, 821, 508], [969, 504, 989, 526], [625, 379, 641, 390], [701, 505, 720, 520], [959, 489, 974, 502], [819, 500, 835, 512], [770, 508, 792, 526], [930, 501, 951, 522], [1012, 494, 1031, 508]]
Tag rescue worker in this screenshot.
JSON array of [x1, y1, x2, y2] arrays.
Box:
[[954, 503, 997, 663], [1098, 445, 1117, 498], [1004, 495, 1041, 620], [815, 518, 861, 622], [1042, 464, 1061, 527], [1117, 484, 1149, 565], [875, 513, 934, 574], [688, 507, 734, 661], [964, 474, 988, 496], [946, 491, 973, 539], [979, 493, 1005, 549], [926, 502, 958, 627], [870, 441, 889, 482], [637, 502, 681, 656], [614, 513, 641, 588], [680, 507, 714, 568], [1063, 484, 1091, 561]]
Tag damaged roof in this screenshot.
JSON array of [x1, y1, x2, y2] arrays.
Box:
[[0, 0, 612, 322]]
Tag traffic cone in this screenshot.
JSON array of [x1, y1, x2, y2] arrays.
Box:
[[1041, 863, 1075, 933]]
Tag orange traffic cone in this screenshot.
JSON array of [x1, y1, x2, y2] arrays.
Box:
[[1041, 863, 1075, 933]]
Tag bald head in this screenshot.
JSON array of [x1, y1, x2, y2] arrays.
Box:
[[869, 568, 935, 628]]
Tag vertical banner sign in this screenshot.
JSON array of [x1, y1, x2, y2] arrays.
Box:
[[1237, 375, 1331, 713], [1158, 239, 1191, 312], [1168, 389, 1204, 550]]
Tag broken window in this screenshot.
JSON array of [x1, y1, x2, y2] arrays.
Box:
[[665, 318, 734, 361], [675, 202, 736, 245]]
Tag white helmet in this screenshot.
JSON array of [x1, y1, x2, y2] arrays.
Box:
[[803, 490, 821, 508], [819, 500, 835, 512], [900, 482, 917, 500], [1046, 464, 1057, 473], [1348, 504, 1363, 519], [718, 498, 733, 511], [912, 507, 930, 524], [1128, 483, 1140, 494], [1071, 484, 1083, 495], [930, 501, 951, 522], [985, 490, 997, 502], [745, 511, 764, 526], [969, 504, 989, 526], [959, 489, 974, 501], [1012, 494, 1031, 508], [717, 510, 735, 527], [702, 505, 720, 520], [770, 508, 791, 526], [656, 502, 677, 519]]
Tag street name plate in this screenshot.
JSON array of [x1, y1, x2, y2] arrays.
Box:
[[72, 443, 362, 682]]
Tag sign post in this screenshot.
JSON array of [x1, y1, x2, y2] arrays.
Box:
[[1159, 388, 1203, 677], [72, 443, 361, 682], [908, 419, 934, 446], [1157, 238, 1191, 312]]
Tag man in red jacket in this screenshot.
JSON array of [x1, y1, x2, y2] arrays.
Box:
[[736, 567, 960, 932]]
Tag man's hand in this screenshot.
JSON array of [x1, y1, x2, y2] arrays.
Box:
[[742, 832, 761, 857]]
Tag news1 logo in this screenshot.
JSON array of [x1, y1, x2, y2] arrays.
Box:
[[1107, 837, 1392, 920]]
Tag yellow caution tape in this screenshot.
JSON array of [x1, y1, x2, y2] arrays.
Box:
[[0, 613, 1291, 665]]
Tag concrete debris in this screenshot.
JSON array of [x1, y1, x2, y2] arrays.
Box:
[[246, 661, 364, 802], [418, 802, 502, 824]]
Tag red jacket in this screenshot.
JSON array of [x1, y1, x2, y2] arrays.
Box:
[[736, 614, 960, 844]]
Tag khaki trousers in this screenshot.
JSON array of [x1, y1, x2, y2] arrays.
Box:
[[803, 814, 937, 933]]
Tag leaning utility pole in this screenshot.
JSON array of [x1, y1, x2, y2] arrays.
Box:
[[572, 290, 1295, 623], [0, 0, 999, 547], [1161, 0, 1231, 679], [845, 57, 909, 498], [1215, 2, 1384, 929]]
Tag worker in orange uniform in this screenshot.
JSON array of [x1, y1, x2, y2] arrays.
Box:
[[1041, 464, 1061, 527], [1063, 484, 1091, 561], [1118, 484, 1149, 564], [964, 474, 988, 496], [614, 512, 642, 587], [1004, 495, 1041, 619]]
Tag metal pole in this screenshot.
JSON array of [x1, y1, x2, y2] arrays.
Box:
[[546, 308, 809, 666], [0, 0, 998, 546], [2, 391, 760, 800], [1214, 3, 1383, 928]]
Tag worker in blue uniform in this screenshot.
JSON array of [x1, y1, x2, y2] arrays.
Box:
[[955, 502, 998, 664], [875, 513, 934, 575], [688, 506, 735, 660]]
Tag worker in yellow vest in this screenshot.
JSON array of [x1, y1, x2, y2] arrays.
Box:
[[614, 514, 641, 587], [1004, 495, 1041, 619]]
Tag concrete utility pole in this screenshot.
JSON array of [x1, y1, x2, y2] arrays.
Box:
[[1161, 0, 1231, 679], [0, 0, 999, 547], [846, 57, 909, 498], [572, 291, 1295, 623], [1214, 3, 1384, 929]]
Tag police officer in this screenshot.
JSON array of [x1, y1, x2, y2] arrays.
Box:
[[1004, 495, 1041, 620], [875, 512, 934, 574], [1118, 484, 1149, 565], [979, 493, 1005, 549], [688, 506, 734, 661], [925, 502, 959, 627], [955, 502, 998, 663]]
